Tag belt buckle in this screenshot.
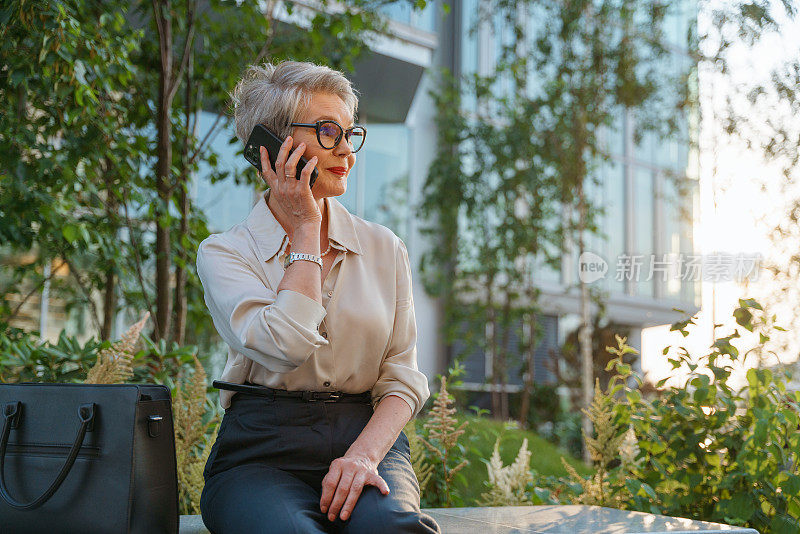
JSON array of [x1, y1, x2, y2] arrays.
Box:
[[323, 392, 342, 403], [301, 391, 340, 402]]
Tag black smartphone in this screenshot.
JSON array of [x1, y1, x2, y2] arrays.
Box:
[[243, 124, 318, 188]]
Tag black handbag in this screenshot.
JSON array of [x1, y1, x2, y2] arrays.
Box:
[[0, 382, 179, 533]]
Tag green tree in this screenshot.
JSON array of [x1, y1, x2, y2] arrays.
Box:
[[0, 0, 144, 339], [522, 0, 689, 461], [420, 17, 562, 421], [420, 0, 690, 434]]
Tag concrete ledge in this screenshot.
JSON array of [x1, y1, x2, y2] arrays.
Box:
[[180, 504, 759, 533]]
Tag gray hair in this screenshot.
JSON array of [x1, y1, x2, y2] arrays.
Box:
[[230, 61, 359, 146]]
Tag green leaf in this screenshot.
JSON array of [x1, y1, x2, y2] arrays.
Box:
[[746, 368, 760, 388], [769, 514, 800, 534], [62, 225, 78, 243], [739, 298, 762, 311], [39, 39, 50, 63], [640, 482, 657, 500], [625, 478, 642, 495], [729, 493, 755, 521], [781, 474, 800, 496], [693, 386, 708, 404]]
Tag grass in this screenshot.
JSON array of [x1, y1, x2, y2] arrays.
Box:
[[446, 414, 593, 504]]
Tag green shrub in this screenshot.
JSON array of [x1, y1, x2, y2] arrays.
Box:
[[552, 411, 584, 459], [551, 299, 800, 534], [0, 321, 200, 387], [0, 324, 100, 383]]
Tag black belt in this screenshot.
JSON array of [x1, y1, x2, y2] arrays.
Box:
[[213, 380, 372, 403]]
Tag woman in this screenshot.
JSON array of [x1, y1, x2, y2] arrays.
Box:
[[196, 61, 440, 534]]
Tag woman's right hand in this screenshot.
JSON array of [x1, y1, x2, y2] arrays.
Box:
[[259, 136, 321, 229]]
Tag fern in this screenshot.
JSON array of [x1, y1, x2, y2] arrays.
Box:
[[405, 420, 434, 494], [173, 355, 218, 515], [84, 312, 149, 384]]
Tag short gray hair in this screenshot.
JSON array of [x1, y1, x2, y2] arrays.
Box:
[[230, 61, 359, 146]]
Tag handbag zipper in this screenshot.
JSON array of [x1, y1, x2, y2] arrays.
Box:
[[4, 443, 101, 459]]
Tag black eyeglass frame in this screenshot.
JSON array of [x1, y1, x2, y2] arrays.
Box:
[[289, 120, 367, 153]]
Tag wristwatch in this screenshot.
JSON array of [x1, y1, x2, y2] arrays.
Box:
[[283, 252, 323, 270]]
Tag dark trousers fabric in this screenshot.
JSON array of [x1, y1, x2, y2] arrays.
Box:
[[200, 393, 441, 534]]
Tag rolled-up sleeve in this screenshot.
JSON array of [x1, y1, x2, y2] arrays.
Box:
[[196, 234, 329, 372], [372, 238, 431, 418]]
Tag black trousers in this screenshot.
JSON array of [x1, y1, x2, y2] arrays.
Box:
[[200, 392, 441, 534]]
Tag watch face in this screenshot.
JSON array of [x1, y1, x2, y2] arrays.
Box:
[[283, 252, 297, 270]]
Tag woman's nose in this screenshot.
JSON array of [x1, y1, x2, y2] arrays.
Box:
[[334, 139, 354, 157]]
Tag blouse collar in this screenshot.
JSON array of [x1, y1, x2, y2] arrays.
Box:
[[245, 189, 363, 262]]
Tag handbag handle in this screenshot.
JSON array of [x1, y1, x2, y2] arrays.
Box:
[[0, 401, 96, 511]]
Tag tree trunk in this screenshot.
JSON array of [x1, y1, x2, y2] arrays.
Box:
[[498, 290, 512, 421], [171, 3, 195, 346], [152, 0, 196, 342], [100, 196, 118, 340], [518, 310, 537, 428], [577, 184, 594, 465], [486, 273, 501, 418], [101, 267, 116, 340], [101, 158, 118, 341], [153, 0, 174, 342]]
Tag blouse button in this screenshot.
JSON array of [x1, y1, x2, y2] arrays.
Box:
[[323, 381, 331, 387], [321, 331, 328, 338], [327, 291, 333, 297]]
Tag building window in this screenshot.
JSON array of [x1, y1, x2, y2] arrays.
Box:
[[379, 0, 436, 32], [451, 314, 559, 389], [633, 166, 655, 297], [194, 111, 255, 233], [360, 123, 411, 241]]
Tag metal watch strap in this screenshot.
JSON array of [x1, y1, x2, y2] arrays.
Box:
[[284, 252, 323, 270]]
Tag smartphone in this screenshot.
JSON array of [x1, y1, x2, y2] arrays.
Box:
[[243, 124, 318, 188]]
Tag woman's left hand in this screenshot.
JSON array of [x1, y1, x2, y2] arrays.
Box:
[[320, 454, 390, 522]]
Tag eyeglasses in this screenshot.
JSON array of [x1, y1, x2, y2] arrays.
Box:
[[289, 120, 367, 153]]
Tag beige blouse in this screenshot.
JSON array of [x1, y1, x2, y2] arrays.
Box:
[[196, 190, 430, 417]]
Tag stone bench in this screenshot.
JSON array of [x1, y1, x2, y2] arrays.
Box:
[[179, 505, 759, 533]]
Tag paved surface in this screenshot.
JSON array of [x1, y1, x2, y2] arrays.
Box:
[[179, 505, 759, 533]]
